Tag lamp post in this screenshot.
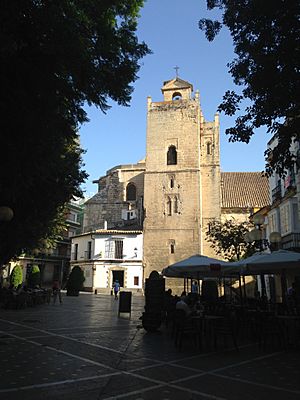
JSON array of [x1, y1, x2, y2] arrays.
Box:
[[244, 213, 281, 300]]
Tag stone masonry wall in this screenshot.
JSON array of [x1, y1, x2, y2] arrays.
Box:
[[143, 98, 202, 277], [83, 164, 145, 232], [200, 114, 221, 258]]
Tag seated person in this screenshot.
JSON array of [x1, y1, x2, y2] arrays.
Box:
[[176, 295, 192, 317]]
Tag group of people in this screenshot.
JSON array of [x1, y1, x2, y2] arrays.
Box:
[[164, 282, 204, 321]]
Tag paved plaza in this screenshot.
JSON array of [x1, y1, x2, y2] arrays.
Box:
[[0, 293, 300, 400]]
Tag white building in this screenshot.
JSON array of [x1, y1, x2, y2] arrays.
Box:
[[70, 229, 143, 294], [266, 136, 300, 251]]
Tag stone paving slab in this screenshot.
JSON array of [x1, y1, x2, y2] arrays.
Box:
[[178, 372, 300, 400], [1, 293, 300, 400]]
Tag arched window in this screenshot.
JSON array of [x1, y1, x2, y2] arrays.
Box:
[[167, 146, 177, 165], [167, 197, 172, 216], [207, 142, 212, 155], [126, 183, 136, 201], [174, 196, 178, 214], [170, 239, 175, 254], [170, 178, 174, 188], [172, 92, 182, 100]]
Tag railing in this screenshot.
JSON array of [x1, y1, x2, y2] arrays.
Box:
[[104, 252, 124, 260], [272, 184, 282, 203]]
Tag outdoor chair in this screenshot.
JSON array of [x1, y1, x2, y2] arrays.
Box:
[[173, 309, 200, 350]]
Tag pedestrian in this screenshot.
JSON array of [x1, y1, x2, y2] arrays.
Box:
[[113, 280, 120, 300], [52, 279, 62, 304], [192, 280, 199, 294]]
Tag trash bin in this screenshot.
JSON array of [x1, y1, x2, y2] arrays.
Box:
[[118, 291, 132, 315]]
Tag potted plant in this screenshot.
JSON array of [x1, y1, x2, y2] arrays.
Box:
[[10, 264, 23, 288], [27, 264, 41, 288], [66, 266, 85, 296]]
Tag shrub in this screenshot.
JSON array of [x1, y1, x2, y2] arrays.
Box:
[[28, 264, 41, 288], [66, 266, 85, 295], [10, 265, 23, 288]]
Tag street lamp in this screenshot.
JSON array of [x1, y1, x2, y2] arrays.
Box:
[[0, 206, 14, 222]]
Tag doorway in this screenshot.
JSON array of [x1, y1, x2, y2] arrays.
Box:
[[112, 270, 124, 287]]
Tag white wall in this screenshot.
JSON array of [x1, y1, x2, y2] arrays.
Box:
[[125, 264, 143, 288], [71, 232, 143, 290]]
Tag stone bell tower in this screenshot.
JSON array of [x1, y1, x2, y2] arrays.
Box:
[[143, 76, 221, 278]]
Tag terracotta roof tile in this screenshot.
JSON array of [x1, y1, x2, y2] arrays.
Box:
[[221, 172, 270, 208]]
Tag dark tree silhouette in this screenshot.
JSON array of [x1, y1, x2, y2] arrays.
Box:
[[199, 0, 300, 176], [0, 1, 149, 265]]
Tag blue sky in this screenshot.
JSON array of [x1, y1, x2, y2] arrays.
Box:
[[79, 0, 269, 196]]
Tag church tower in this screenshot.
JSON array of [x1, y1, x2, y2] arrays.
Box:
[[143, 76, 221, 278]]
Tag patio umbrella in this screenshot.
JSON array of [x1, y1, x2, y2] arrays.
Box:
[[162, 254, 239, 279], [232, 250, 300, 275]]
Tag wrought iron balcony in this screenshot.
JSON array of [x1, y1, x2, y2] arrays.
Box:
[[272, 184, 282, 203]]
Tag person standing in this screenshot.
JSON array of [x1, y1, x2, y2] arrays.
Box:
[[192, 280, 199, 294], [113, 280, 120, 300], [52, 279, 62, 304]]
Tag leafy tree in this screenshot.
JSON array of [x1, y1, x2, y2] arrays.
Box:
[[206, 219, 255, 261], [66, 266, 85, 295], [10, 265, 23, 288], [199, 0, 300, 176], [27, 265, 41, 288], [0, 1, 149, 265]]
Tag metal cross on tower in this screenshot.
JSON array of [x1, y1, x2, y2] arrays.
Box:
[[174, 66, 179, 78]]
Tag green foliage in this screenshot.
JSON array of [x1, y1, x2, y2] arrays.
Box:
[[28, 264, 41, 288], [0, 1, 149, 265], [66, 266, 85, 293], [206, 219, 255, 261], [199, 0, 300, 176], [10, 265, 23, 288]]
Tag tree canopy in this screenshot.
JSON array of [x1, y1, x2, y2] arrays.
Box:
[[0, 0, 149, 265], [199, 0, 300, 176], [206, 219, 254, 261]]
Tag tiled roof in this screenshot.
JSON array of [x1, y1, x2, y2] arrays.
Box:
[[221, 172, 270, 208], [73, 229, 143, 239], [162, 77, 193, 90]]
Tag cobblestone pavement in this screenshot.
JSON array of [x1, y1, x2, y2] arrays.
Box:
[[0, 293, 300, 400]]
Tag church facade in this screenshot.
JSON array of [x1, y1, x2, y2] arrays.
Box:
[[83, 77, 270, 279]]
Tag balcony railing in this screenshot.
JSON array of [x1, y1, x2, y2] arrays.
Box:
[[272, 184, 282, 203]]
